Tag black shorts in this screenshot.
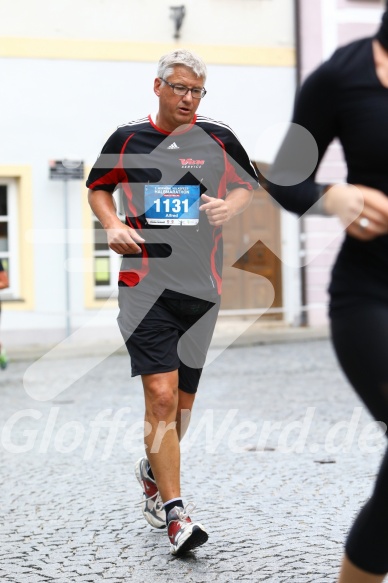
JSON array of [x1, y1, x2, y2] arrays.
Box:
[[117, 286, 220, 394]]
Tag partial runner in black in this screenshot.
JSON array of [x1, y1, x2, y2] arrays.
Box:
[[87, 49, 258, 555], [268, 7, 388, 583]]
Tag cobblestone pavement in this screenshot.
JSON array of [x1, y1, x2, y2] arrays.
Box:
[[0, 339, 386, 582]]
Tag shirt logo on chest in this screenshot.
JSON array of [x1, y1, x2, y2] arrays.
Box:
[[180, 158, 205, 168]]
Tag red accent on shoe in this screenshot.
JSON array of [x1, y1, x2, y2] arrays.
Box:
[[168, 515, 192, 544]]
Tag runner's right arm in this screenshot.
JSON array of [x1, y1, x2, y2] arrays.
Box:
[[88, 189, 145, 255]]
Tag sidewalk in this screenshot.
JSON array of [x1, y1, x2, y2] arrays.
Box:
[[5, 319, 329, 362]]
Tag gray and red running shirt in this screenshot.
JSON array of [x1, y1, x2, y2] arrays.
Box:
[[87, 114, 258, 299]]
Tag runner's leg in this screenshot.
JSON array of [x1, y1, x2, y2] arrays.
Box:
[[176, 390, 196, 440], [331, 301, 388, 580], [338, 556, 385, 583], [142, 370, 181, 503]]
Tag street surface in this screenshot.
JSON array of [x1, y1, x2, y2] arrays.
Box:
[[0, 339, 386, 582]]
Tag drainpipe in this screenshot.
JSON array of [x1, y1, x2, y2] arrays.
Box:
[[294, 0, 302, 87], [293, 0, 308, 326]]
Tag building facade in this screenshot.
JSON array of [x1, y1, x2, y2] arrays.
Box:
[[0, 0, 296, 345], [1, 0, 384, 346]]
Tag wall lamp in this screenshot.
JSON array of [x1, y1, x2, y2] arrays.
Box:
[[170, 5, 186, 39]]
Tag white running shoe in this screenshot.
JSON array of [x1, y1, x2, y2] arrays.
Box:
[[167, 504, 208, 555], [135, 457, 166, 529]]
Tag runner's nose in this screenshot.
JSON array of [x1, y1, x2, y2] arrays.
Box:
[[182, 91, 193, 103]]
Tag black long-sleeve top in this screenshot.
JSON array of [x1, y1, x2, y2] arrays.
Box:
[[268, 37, 388, 309]]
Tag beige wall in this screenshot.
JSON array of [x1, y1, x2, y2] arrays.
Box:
[[0, 0, 294, 47]]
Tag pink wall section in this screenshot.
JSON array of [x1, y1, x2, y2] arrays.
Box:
[[297, 0, 384, 326], [299, 0, 324, 78], [338, 22, 381, 44]]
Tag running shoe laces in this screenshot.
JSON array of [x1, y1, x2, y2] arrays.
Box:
[[134, 457, 166, 529], [167, 503, 208, 555]]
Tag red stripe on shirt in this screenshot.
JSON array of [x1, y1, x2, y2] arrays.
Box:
[[88, 133, 135, 191], [119, 182, 150, 287], [210, 132, 254, 192], [210, 230, 223, 294]]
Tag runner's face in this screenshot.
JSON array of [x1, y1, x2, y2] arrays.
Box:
[[154, 66, 204, 132]]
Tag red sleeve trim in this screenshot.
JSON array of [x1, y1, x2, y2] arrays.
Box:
[[88, 133, 135, 191], [210, 132, 254, 192]]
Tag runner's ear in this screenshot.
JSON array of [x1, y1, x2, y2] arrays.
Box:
[[154, 78, 162, 96]]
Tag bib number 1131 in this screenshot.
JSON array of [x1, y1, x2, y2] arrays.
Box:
[[154, 198, 190, 214], [144, 184, 200, 225]]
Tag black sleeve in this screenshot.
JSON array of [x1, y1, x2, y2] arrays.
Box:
[[267, 59, 339, 215], [0, 260, 3, 272], [224, 131, 259, 191], [86, 129, 129, 192]]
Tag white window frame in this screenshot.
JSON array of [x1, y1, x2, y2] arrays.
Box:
[[0, 178, 19, 299], [93, 189, 125, 299]]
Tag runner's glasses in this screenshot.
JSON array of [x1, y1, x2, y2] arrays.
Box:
[[160, 78, 207, 99]]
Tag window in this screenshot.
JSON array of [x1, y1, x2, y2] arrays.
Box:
[[0, 179, 19, 298], [93, 188, 126, 298]]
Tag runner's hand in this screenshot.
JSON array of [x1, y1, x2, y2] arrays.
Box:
[[348, 185, 388, 240], [323, 184, 388, 241], [199, 194, 231, 226], [106, 223, 145, 254]]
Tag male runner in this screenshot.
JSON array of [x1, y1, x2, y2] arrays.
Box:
[[87, 49, 258, 554]]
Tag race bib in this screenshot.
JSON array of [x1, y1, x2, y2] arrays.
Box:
[[144, 185, 200, 225]]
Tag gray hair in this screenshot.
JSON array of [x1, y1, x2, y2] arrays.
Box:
[[157, 49, 207, 83]]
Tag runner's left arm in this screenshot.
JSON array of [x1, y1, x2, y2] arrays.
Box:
[[199, 127, 259, 226]]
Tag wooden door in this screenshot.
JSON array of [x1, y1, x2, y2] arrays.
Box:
[[220, 166, 283, 318]]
